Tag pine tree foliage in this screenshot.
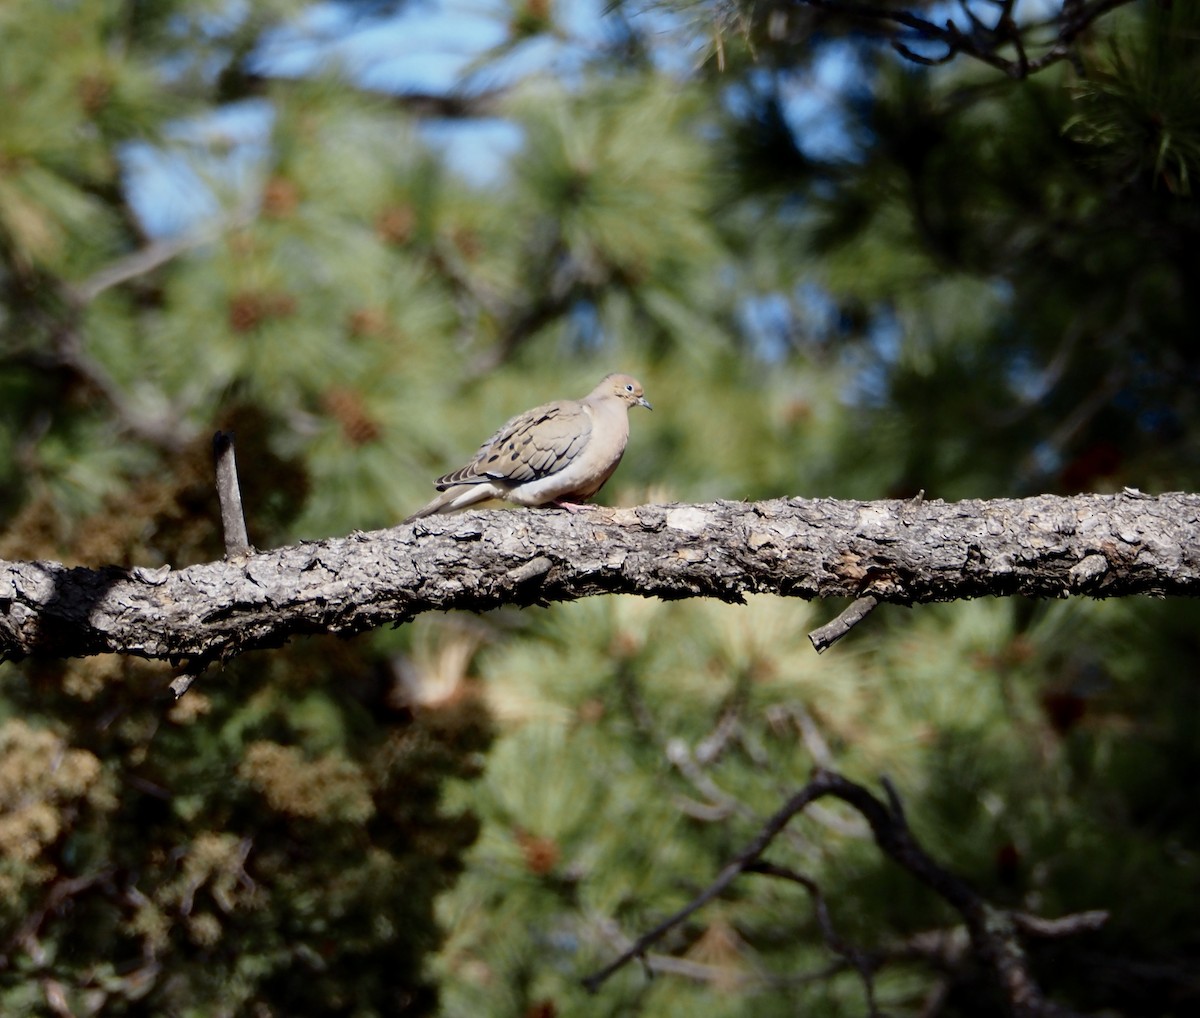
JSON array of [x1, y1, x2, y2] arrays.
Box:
[[1, 0, 1199, 1015]]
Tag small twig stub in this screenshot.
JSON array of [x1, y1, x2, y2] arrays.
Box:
[[213, 431, 252, 559]]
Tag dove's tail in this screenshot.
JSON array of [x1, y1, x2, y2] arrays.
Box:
[[402, 482, 503, 524]]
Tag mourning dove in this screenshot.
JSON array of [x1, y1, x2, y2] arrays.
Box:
[[404, 373, 652, 522]]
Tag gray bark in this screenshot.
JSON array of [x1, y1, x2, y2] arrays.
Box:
[[1, 491, 1196, 664]]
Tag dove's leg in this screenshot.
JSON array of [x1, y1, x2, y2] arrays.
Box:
[[550, 500, 592, 513]]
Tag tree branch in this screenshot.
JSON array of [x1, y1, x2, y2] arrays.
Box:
[[745, 860, 881, 1015], [212, 431, 252, 559], [1, 491, 1197, 664], [581, 777, 834, 993], [227, 68, 508, 118], [808, 594, 879, 652], [70, 229, 223, 305], [584, 768, 1100, 1017], [794, 0, 1138, 78]]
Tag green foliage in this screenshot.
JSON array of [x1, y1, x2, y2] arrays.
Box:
[[2, 0, 1200, 1015], [1068, 5, 1200, 196]]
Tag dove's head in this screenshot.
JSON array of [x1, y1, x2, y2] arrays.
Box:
[[599, 373, 653, 411]]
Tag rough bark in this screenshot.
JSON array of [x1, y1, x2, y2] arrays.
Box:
[[1, 491, 1196, 664]]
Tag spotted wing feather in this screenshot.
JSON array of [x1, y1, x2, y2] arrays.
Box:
[[434, 402, 592, 490]]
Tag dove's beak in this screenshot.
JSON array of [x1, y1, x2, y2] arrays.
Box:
[[637, 396, 653, 411]]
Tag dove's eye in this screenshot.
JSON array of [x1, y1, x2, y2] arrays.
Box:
[[625, 384, 634, 392]]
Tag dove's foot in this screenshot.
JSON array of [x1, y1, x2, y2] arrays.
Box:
[[551, 500, 592, 514]]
